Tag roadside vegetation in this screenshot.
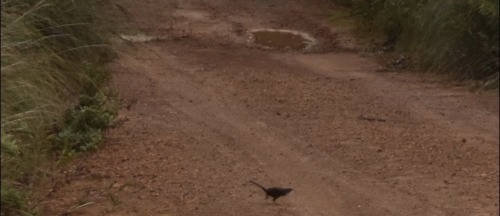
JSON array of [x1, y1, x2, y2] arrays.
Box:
[[331, 0, 499, 89], [1, 0, 117, 215]]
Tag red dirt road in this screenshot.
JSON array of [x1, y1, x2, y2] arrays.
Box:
[[42, 0, 499, 215]]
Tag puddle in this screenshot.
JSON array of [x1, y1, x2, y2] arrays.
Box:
[[250, 29, 317, 51], [120, 34, 158, 42]]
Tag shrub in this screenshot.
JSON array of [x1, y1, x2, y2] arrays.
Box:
[[333, 0, 499, 85], [50, 93, 117, 157], [1, 0, 116, 214]]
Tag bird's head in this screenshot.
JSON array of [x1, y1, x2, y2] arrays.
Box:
[[284, 188, 293, 194]]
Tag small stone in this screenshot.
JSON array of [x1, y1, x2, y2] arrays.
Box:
[[113, 182, 125, 188]]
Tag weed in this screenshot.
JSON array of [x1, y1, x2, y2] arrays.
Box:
[[1, 183, 27, 215], [330, 0, 499, 87], [1, 0, 116, 215], [49, 92, 118, 158]]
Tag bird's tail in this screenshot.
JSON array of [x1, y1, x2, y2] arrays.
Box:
[[249, 180, 267, 191]]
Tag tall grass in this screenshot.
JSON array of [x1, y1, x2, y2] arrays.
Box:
[[1, 0, 115, 214], [332, 0, 499, 88]]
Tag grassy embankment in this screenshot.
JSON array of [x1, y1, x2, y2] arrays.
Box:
[[330, 0, 499, 89], [1, 0, 118, 215]]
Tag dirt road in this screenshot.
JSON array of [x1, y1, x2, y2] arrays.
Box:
[[42, 0, 499, 215]]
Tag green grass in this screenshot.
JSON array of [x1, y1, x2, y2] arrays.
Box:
[[330, 0, 499, 88], [1, 0, 117, 215]]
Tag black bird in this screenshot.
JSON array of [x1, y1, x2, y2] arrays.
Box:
[[249, 180, 293, 202]]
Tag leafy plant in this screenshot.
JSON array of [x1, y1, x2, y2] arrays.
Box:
[[0, 183, 27, 216], [335, 0, 499, 85], [1, 0, 116, 215], [49, 92, 117, 157]]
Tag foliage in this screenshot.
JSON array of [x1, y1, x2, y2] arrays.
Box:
[[1, 0, 116, 215], [1, 183, 27, 216], [49, 93, 117, 157], [331, 0, 499, 85]]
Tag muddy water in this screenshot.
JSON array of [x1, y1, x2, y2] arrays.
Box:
[[251, 29, 315, 50]]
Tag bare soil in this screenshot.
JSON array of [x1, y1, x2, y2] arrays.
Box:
[[41, 0, 499, 215]]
